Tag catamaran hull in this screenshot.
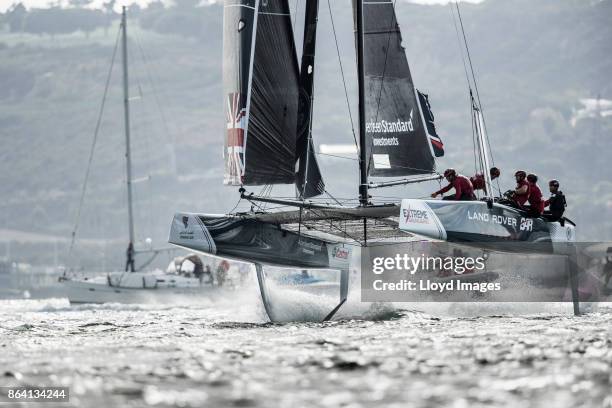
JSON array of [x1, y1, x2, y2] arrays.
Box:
[[399, 199, 575, 253], [168, 213, 352, 321], [168, 213, 352, 270]]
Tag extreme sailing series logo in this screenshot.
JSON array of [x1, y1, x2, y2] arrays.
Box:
[[403, 205, 430, 224], [366, 109, 414, 147]]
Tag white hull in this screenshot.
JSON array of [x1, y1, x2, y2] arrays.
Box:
[[59, 271, 220, 304]]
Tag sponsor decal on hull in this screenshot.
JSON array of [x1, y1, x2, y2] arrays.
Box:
[[467, 210, 534, 232], [329, 244, 352, 269], [399, 199, 447, 240], [169, 213, 217, 254]]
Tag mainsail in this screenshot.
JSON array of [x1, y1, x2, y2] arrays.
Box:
[[296, 0, 325, 199], [223, 0, 300, 186], [355, 0, 437, 177]]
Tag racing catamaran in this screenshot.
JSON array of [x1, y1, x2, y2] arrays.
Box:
[[169, 0, 576, 321]]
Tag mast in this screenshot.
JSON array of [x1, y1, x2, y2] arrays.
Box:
[[472, 94, 492, 199], [356, 0, 368, 206], [121, 7, 135, 270]]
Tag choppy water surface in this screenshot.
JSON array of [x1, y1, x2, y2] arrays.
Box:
[[1, 296, 611, 408]]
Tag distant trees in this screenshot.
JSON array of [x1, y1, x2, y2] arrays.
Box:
[[6, 3, 26, 33], [3, 2, 115, 38], [138, 2, 222, 40], [68, 0, 92, 7], [21, 8, 110, 38], [1, 1, 222, 40]]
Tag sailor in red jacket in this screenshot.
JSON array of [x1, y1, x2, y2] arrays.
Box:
[[511, 170, 530, 208], [524, 173, 544, 217], [431, 169, 476, 201], [471, 167, 501, 195]]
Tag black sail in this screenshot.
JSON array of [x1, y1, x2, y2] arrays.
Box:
[[296, 0, 325, 198], [354, 0, 436, 177], [417, 90, 445, 158], [223, 0, 300, 186]]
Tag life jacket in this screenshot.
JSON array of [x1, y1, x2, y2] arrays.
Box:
[[453, 175, 475, 200], [546, 191, 566, 217], [470, 174, 486, 191], [514, 179, 530, 206], [435, 174, 475, 200], [527, 183, 544, 214]]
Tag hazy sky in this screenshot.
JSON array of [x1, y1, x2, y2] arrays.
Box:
[[0, 0, 483, 13]]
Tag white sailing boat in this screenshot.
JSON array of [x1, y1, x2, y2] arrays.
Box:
[[168, 0, 579, 320], [60, 8, 220, 304]]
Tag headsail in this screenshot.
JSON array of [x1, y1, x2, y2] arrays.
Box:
[[355, 0, 436, 177], [223, 0, 300, 186], [296, 0, 325, 199]]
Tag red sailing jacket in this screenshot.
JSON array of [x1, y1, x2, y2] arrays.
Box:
[[514, 179, 530, 207], [528, 183, 544, 214], [471, 174, 486, 192], [436, 175, 475, 200]]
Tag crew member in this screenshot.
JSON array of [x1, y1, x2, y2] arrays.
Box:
[[603, 247, 612, 290], [125, 242, 135, 272], [203, 265, 213, 285], [216, 260, 230, 286], [524, 173, 544, 217], [471, 167, 501, 195], [510, 170, 530, 208], [543, 179, 566, 222], [183, 254, 204, 281], [431, 169, 475, 201]]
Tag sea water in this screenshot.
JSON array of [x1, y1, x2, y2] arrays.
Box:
[[1, 291, 611, 408]]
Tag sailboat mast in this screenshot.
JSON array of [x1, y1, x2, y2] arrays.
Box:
[[121, 7, 135, 252], [472, 96, 493, 199], [355, 0, 368, 206]]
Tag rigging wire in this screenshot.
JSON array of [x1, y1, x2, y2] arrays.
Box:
[[452, 1, 502, 196], [454, 2, 481, 111], [317, 152, 359, 161], [471, 107, 479, 188], [228, 196, 243, 214], [453, 1, 497, 167], [67, 25, 122, 263], [450, 3, 480, 183], [133, 34, 175, 150], [324, 190, 344, 206], [326, 0, 358, 151], [126, 37, 154, 242], [316, 151, 437, 174], [449, 4, 473, 93]]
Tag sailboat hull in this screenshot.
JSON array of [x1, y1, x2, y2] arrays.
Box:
[[59, 272, 217, 304], [168, 213, 352, 270], [399, 199, 575, 253], [168, 212, 352, 322]]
